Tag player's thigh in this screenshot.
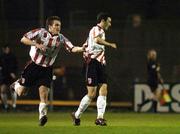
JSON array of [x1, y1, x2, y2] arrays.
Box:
[[98, 83, 108, 95], [36, 66, 53, 89], [21, 62, 40, 87]]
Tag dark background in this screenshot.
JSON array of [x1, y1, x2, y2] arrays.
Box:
[[1, 0, 180, 102]]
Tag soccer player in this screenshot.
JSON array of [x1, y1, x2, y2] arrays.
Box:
[[0, 45, 18, 111], [71, 12, 117, 126], [137, 49, 163, 112], [10, 16, 84, 126]]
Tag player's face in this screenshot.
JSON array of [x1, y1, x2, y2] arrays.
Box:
[[49, 20, 61, 35], [103, 17, 112, 30]]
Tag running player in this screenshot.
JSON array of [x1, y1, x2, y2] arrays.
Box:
[[11, 16, 84, 126]]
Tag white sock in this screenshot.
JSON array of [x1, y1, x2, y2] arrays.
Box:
[[39, 102, 47, 119], [75, 95, 91, 119], [11, 92, 17, 108], [97, 96, 107, 119]]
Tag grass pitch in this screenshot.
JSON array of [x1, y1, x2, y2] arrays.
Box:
[[0, 111, 180, 134]]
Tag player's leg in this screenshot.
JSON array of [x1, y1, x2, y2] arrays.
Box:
[[95, 83, 107, 126], [10, 79, 27, 96], [72, 60, 98, 125], [137, 98, 152, 110], [152, 89, 161, 113], [72, 86, 97, 126], [10, 87, 17, 110], [38, 85, 49, 126], [10, 62, 36, 97], [94, 62, 107, 125], [137, 85, 156, 112], [74, 86, 97, 118], [0, 84, 9, 110], [37, 65, 52, 126]]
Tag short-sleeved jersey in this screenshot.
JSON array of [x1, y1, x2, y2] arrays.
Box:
[[83, 25, 106, 65], [24, 28, 74, 67]]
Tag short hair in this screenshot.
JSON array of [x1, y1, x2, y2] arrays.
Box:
[[97, 12, 110, 23], [46, 16, 61, 29]]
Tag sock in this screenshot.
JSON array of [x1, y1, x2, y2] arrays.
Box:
[[152, 100, 157, 113], [39, 102, 47, 119], [75, 95, 91, 119], [97, 96, 107, 119], [11, 92, 17, 108]]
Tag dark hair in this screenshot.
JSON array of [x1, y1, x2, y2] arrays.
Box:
[[97, 12, 110, 23], [46, 16, 61, 29]]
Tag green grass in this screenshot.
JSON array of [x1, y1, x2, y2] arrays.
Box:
[[0, 112, 180, 134]]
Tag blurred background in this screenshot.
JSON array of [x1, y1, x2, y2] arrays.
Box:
[[0, 0, 180, 111]]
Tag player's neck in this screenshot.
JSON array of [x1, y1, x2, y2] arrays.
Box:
[[97, 23, 104, 30], [48, 30, 59, 36]]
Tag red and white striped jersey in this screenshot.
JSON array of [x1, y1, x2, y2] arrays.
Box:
[[24, 28, 74, 67], [83, 25, 106, 65]]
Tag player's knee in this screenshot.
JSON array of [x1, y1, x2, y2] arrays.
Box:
[[39, 86, 49, 94], [87, 92, 96, 99], [17, 88, 26, 97], [99, 88, 108, 96], [17, 90, 24, 97]]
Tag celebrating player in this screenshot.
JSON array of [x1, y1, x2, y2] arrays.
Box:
[[71, 12, 117, 126], [11, 16, 84, 126]]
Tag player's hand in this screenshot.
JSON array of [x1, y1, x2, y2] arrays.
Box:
[[36, 43, 47, 52], [110, 43, 117, 49], [82, 43, 87, 51]]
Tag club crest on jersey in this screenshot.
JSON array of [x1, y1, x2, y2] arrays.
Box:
[[88, 78, 92, 84], [43, 32, 47, 38]]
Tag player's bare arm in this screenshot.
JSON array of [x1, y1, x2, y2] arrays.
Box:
[[21, 36, 47, 52], [95, 36, 117, 49]]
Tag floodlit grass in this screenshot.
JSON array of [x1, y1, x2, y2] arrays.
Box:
[[0, 112, 180, 134]]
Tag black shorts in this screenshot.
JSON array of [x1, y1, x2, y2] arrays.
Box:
[[20, 62, 53, 88], [83, 59, 107, 86]]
